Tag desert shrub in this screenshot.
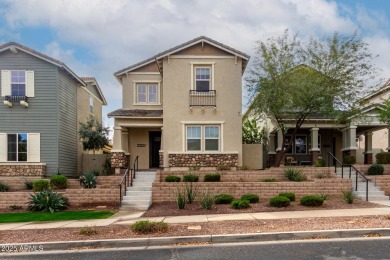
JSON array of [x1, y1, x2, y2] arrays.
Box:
[[315, 172, 329, 179], [183, 174, 199, 182], [28, 190, 68, 213], [231, 199, 250, 209], [50, 175, 68, 189], [0, 183, 10, 192], [204, 174, 221, 182], [317, 193, 328, 201], [270, 196, 291, 208], [79, 172, 97, 188], [343, 155, 356, 164], [279, 192, 295, 202], [300, 195, 324, 207], [240, 194, 259, 203], [175, 187, 186, 209], [102, 157, 112, 175], [216, 165, 230, 171], [261, 179, 278, 182], [79, 226, 98, 236], [315, 158, 326, 167], [376, 152, 390, 164], [238, 165, 249, 170], [91, 169, 100, 176], [184, 181, 198, 204], [165, 175, 181, 182], [24, 181, 33, 190], [199, 190, 214, 209], [188, 166, 201, 171], [130, 220, 168, 234], [367, 164, 384, 175], [342, 190, 355, 204], [32, 180, 49, 192], [284, 168, 307, 182], [214, 194, 234, 204], [9, 205, 22, 210]]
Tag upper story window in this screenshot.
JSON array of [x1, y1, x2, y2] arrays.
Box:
[[89, 96, 94, 113], [195, 67, 211, 92], [136, 83, 159, 104], [11, 70, 26, 96], [1, 70, 34, 107], [7, 133, 27, 162]]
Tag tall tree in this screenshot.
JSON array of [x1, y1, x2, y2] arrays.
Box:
[[246, 30, 380, 166], [78, 115, 110, 157]]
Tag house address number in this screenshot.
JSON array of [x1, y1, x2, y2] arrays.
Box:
[[137, 144, 146, 147]]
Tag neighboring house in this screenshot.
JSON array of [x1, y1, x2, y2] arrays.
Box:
[[0, 42, 107, 176], [108, 36, 249, 171]]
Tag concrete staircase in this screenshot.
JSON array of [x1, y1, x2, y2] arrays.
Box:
[[120, 171, 156, 211], [336, 167, 389, 201]]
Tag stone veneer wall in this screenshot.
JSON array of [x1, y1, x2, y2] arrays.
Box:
[[168, 153, 238, 167], [0, 164, 46, 177], [159, 152, 164, 168], [111, 152, 126, 168]]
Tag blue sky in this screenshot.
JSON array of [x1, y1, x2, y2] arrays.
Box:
[[1, 0, 390, 132]]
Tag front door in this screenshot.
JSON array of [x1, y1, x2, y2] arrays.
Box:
[[149, 132, 161, 168]]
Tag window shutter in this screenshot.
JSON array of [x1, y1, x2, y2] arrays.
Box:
[[26, 71, 34, 97], [1, 70, 11, 97], [0, 133, 6, 162], [27, 133, 40, 162]]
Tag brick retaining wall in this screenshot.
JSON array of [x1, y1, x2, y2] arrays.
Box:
[[367, 175, 390, 196]]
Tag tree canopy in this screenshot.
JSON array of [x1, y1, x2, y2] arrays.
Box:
[[78, 115, 110, 155], [246, 30, 380, 166]]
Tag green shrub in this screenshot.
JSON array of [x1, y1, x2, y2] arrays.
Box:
[[315, 158, 326, 167], [231, 199, 250, 209], [367, 164, 384, 175], [199, 190, 214, 210], [183, 174, 199, 182], [216, 165, 230, 171], [270, 196, 291, 207], [204, 174, 221, 182], [79, 226, 98, 236], [165, 175, 181, 182], [343, 155, 356, 164], [261, 179, 278, 182], [240, 194, 259, 203], [376, 152, 390, 164], [102, 157, 112, 175], [50, 175, 68, 189], [184, 181, 198, 204], [317, 193, 328, 201], [28, 190, 68, 213], [79, 173, 97, 188], [214, 194, 234, 204], [342, 190, 355, 204], [33, 180, 49, 192], [130, 220, 168, 234], [300, 195, 324, 207], [24, 181, 33, 190], [0, 183, 10, 192], [284, 168, 307, 182], [91, 169, 100, 176], [279, 192, 295, 202], [175, 187, 186, 209]]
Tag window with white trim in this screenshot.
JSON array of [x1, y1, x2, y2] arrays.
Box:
[[186, 125, 220, 152], [89, 96, 93, 113], [7, 133, 27, 161], [195, 67, 211, 92], [136, 83, 158, 104], [295, 135, 307, 154], [1, 70, 34, 98], [187, 126, 201, 151], [205, 126, 219, 151], [11, 70, 26, 96]]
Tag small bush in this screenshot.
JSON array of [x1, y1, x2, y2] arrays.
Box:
[[199, 190, 214, 210], [261, 179, 278, 182], [102, 157, 112, 175], [79, 172, 97, 188], [238, 165, 249, 170], [342, 190, 355, 204], [279, 192, 295, 202], [175, 187, 186, 209], [270, 196, 291, 208], [231, 199, 250, 209], [315, 158, 326, 167], [240, 194, 259, 203], [184, 181, 198, 204], [315, 172, 329, 179], [24, 181, 33, 190], [216, 165, 230, 171], [214, 194, 234, 204], [28, 190, 68, 213], [300, 195, 324, 207], [284, 168, 307, 182], [367, 164, 384, 175], [165, 175, 181, 182], [50, 175, 68, 189], [317, 193, 328, 201], [204, 174, 221, 182], [183, 174, 199, 182], [343, 155, 356, 164], [376, 152, 390, 164], [33, 180, 49, 192], [79, 226, 98, 236], [188, 166, 201, 171], [91, 169, 100, 176], [0, 183, 10, 192], [130, 220, 168, 234], [9, 205, 22, 210]]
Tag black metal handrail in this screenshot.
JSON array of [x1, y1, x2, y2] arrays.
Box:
[[328, 152, 369, 201], [5, 95, 28, 102], [118, 167, 130, 207], [189, 90, 216, 107]]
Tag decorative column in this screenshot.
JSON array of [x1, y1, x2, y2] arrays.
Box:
[[341, 126, 357, 158], [268, 133, 276, 167], [111, 126, 126, 174], [364, 132, 373, 164], [275, 130, 284, 166], [122, 129, 130, 168], [310, 128, 320, 164], [159, 127, 164, 168]]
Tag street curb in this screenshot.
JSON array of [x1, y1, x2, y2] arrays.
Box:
[[2, 228, 390, 252]]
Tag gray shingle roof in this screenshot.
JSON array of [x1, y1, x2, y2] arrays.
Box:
[[107, 109, 163, 118]]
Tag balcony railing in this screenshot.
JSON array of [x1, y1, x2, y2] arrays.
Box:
[[189, 90, 216, 108], [5, 96, 28, 102]]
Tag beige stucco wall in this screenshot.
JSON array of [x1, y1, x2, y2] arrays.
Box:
[[242, 144, 263, 169]]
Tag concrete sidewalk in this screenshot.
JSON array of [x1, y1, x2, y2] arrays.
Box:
[[1, 207, 390, 231]]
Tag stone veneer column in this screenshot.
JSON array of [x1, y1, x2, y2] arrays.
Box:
[[364, 132, 373, 164], [310, 128, 320, 164], [112, 127, 125, 174]]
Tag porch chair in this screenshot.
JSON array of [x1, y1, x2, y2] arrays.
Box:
[[286, 156, 298, 166]]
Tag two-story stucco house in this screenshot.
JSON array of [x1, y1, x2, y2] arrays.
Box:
[[0, 42, 107, 176], [108, 36, 249, 171]]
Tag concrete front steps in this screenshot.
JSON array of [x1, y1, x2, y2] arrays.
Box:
[[120, 171, 156, 211], [336, 167, 389, 201]]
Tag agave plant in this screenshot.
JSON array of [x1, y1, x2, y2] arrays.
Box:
[[79, 172, 97, 188], [28, 190, 68, 213]]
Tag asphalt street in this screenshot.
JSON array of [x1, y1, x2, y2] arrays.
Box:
[[2, 237, 390, 260]]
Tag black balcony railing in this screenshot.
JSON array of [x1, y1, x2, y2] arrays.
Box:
[[5, 96, 28, 102], [189, 90, 216, 107]]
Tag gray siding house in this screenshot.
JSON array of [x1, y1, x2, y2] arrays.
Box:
[[0, 42, 107, 176]]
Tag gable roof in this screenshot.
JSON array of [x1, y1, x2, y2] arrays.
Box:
[[115, 36, 250, 76], [362, 78, 390, 102], [0, 42, 86, 86], [80, 77, 107, 105]]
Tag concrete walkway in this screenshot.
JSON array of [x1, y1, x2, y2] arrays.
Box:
[[1, 207, 390, 231]]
